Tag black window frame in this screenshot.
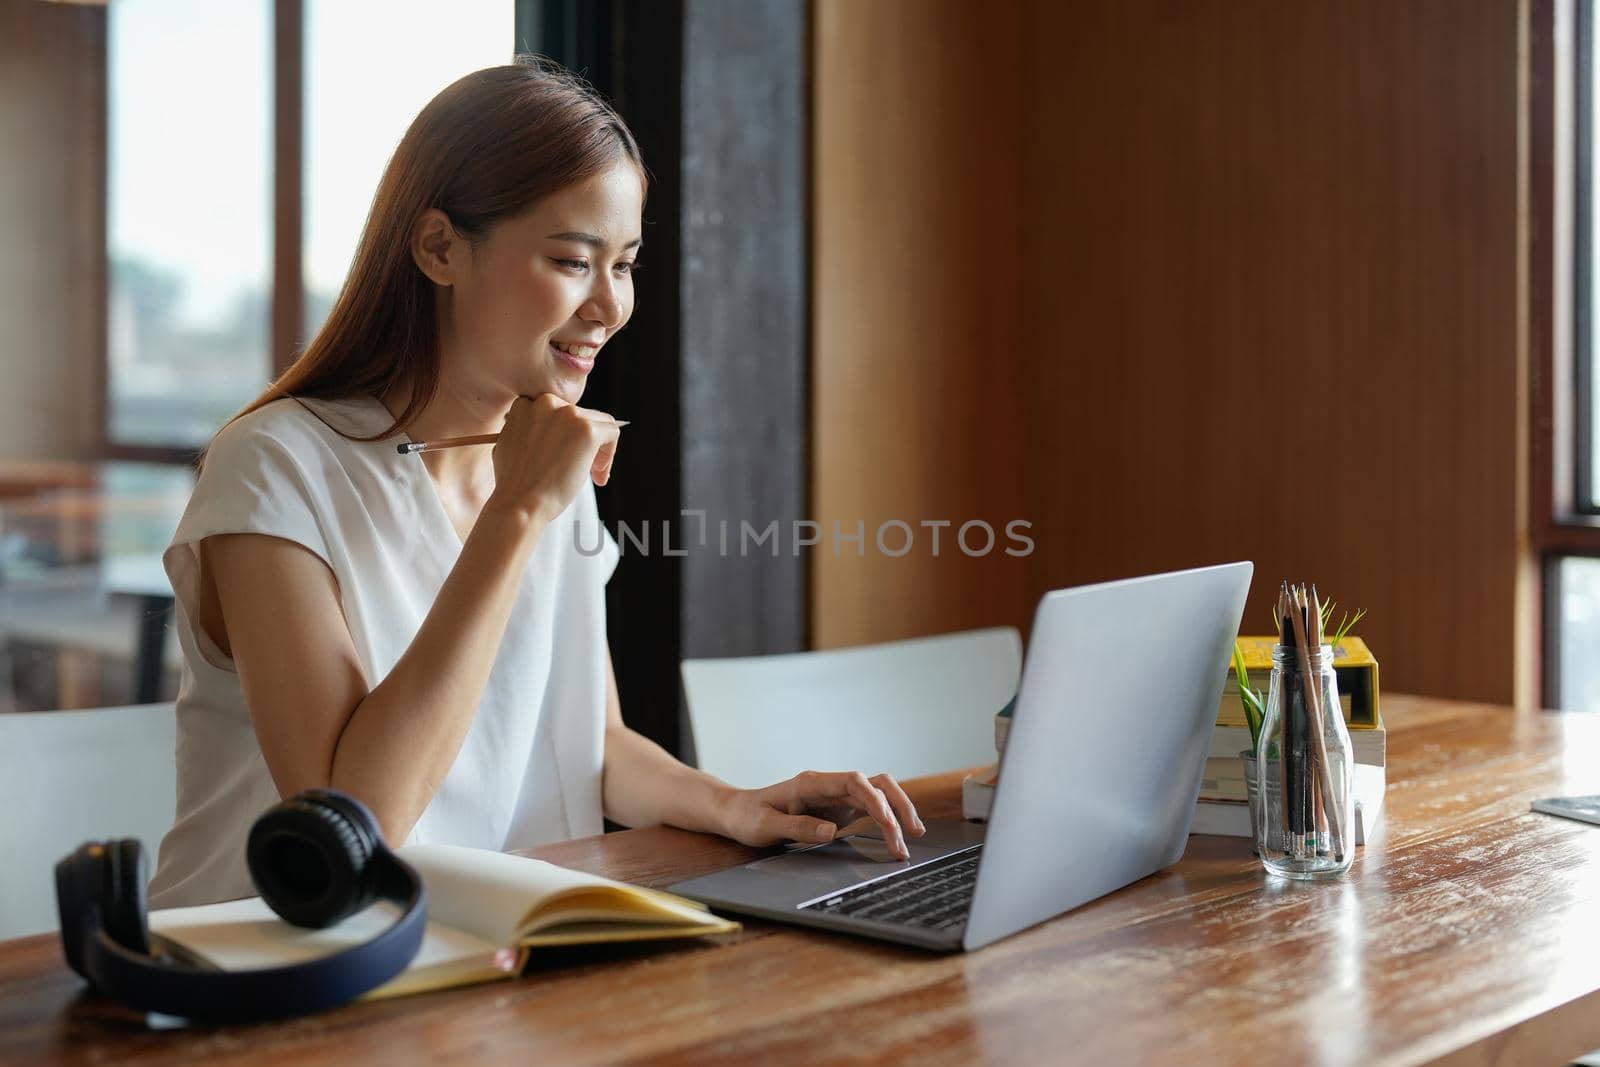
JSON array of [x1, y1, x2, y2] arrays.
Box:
[[1577, 0, 1597, 515], [1536, 0, 1600, 709]]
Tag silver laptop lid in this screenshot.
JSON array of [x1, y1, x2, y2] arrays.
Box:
[[962, 562, 1252, 950]]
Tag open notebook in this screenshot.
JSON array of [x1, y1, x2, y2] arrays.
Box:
[[148, 844, 740, 1000]]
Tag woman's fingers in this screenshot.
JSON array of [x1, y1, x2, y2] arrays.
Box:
[[870, 772, 925, 838], [593, 431, 619, 486], [815, 771, 906, 859], [739, 771, 924, 858], [850, 774, 909, 858], [577, 409, 620, 486], [723, 787, 833, 847], [762, 808, 837, 846], [489, 395, 625, 522]]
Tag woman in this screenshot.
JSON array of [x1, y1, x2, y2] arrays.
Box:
[[148, 60, 922, 908]]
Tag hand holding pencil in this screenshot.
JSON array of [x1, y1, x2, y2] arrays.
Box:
[[407, 393, 627, 526], [397, 414, 630, 454]]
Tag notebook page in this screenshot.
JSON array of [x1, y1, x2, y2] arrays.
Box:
[[398, 844, 701, 943]]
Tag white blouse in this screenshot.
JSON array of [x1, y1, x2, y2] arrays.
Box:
[[148, 395, 619, 908]]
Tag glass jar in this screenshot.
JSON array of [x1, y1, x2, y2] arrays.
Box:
[[1255, 643, 1354, 879]]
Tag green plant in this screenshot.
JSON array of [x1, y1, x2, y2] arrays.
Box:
[[1232, 640, 1265, 753], [1321, 600, 1366, 649]]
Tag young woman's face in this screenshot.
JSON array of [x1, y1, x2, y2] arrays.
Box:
[[447, 163, 644, 405]]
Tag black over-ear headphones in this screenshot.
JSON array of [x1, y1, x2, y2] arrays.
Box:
[[55, 789, 427, 1023]]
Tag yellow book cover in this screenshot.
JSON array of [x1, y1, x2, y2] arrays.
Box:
[[1219, 635, 1380, 730]]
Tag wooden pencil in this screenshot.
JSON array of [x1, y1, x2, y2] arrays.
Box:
[[1279, 583, 1303, 854], [1292, 584, 1344, 859], [397, 421, 629, 455], [1310, 586, 1331, 853]]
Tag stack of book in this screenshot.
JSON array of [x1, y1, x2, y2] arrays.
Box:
[[1199, 723, 1383, 803], [1195, 636, 1385, 842], [962, 637, 1385, 842], [1216, 635, 1380, 729], [960, 698, 1012, 820], [1194, 722, 1386, 842]]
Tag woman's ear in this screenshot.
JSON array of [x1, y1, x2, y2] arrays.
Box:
[[410, 208, 462, 286]]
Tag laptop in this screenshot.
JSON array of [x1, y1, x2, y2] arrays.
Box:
[[668, 561, 1253, 952]]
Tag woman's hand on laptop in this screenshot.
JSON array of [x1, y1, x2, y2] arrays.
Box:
[[716, 771, 926, 861]]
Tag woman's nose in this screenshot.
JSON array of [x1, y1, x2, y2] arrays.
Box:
[[581, 279, 626, 330]]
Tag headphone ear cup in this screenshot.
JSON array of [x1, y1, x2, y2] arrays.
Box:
[[248, 791, 377, 929], [102, 839, 151, 957], [54, 843, 108, 981]]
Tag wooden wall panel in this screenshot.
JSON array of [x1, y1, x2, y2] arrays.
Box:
[[0, 0, 105, 461], [811, 0, 1029, 649], [1019, 0, 1523, 704], [814, 0, 1527, 704]]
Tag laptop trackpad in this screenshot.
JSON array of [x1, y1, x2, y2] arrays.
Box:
[[729, 820, 987, 906]]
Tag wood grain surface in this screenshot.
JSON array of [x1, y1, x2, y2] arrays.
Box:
[[1019, 0, 1527, 709], [810, 0, 1030, 651], [5, 695, 1600, 1066], [812, 0, 1532, 708], [0, 0, 105, 463]]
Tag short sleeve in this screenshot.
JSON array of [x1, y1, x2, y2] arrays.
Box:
[[176, 417, 333, 565], [162, 412, 335, 666]]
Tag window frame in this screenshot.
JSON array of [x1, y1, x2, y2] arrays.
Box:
[[1534, 0, 1600, 708], [98, 0, 303, 464], [1577, 0, 1598, 516]]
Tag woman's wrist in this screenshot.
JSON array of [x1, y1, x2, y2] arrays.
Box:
[[476, 495, 552, 546], [668, 764, 742, 838], [601, 723, 744, 836], [701, 777, 744, 839]]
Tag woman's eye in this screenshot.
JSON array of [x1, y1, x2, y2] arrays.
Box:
[[553, 257, 638, 275]]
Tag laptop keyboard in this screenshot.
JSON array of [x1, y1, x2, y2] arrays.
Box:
[[802, 851, 981, 931]]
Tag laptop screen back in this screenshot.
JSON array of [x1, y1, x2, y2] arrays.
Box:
[[963, 562, 1252, 950]]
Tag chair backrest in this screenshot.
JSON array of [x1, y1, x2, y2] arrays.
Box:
[[0, 703, 176, 940], [681, 628, 1021, 790]]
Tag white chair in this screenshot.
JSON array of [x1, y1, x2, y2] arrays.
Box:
[[681, 628, 1021, 790], [0, 703, 176, 940]]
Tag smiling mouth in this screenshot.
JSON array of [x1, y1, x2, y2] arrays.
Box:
[[550, 340, 597, 372]]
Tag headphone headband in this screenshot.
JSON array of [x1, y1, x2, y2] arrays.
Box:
[[56, 789, 427, 1023]]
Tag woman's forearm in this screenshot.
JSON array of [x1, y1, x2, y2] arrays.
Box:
[[601, 722, 736, 836], [329, 506, 546, 843]]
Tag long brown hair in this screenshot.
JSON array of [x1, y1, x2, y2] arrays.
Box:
[[223, 56, 644, 446]]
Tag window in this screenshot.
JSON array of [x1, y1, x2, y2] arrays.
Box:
[[1556, 557, 1600, 708], [107, 0, 273, 450], [105, 0, 513, 454], [303, 1, 510, 336]]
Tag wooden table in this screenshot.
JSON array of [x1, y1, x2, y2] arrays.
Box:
[[4, 694, 1600, 1066]]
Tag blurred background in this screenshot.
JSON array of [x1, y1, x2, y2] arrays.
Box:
[[0, 0, 1594, 757]]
